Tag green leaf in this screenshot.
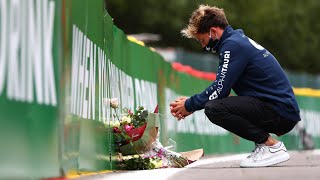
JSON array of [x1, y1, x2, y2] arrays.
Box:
[[121, 132, 131, 141]]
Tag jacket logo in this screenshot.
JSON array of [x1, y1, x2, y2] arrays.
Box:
[[209, 90, 218, 100], [216, 51, 230, 95]]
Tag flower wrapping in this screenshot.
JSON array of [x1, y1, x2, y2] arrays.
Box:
[[125, 124, 146, 142], [119, 112, 160, 155]]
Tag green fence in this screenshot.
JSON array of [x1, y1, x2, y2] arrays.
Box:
[[0, 0, 61, 178], [0, 0, 319, 179]]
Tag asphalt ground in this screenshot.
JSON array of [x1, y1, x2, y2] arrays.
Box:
[[76, 149, 320, 180]]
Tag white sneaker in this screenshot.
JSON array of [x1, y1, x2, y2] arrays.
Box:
[[240, 142, 290, 168]]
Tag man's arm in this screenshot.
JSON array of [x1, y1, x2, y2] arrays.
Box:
[[184, 41, 249, 112]]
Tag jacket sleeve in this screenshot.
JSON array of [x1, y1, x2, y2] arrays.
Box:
[[185, 41, 249, 112]]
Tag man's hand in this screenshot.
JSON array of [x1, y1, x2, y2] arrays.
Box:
[[170, 96, 193, 120]]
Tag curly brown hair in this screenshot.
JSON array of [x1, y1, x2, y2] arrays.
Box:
[[181, 5, 229, 38]]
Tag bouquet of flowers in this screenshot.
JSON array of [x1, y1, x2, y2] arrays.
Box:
[[113, 105, 149, 148], [106, 98, 189, 170]]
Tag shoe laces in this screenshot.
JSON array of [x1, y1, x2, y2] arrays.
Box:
[[248, 144, 265, 159]]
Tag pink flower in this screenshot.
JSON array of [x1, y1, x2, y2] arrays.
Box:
[[128, 109, 133, 116], [110, 98, 119, 108], [124, 124, 134, 132]]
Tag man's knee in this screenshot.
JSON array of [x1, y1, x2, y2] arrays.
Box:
[[204, 99, 225, 124]]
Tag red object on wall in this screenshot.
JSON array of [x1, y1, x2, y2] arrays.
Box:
[[171, 62, 216, 81]]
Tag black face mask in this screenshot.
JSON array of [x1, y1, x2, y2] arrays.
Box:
[[203, 31, 218, 53], [203, 38, 218, 53]]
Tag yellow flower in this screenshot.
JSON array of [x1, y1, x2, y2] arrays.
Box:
[[150, 159, 162, 169], [122, 116, 132, 124]]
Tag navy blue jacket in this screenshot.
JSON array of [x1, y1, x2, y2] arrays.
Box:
[[185, 26, 301, 121]]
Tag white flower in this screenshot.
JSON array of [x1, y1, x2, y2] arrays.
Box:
[[110, 98, 119, 109], [113, 121, 120, 128], [123, 155, 133, 160], [121, 116, 132, 124]]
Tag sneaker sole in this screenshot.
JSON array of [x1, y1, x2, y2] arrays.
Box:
[[240, 152, 290, 168]]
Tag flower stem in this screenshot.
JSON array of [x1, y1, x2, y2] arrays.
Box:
[[113, 108, 121, 122]]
